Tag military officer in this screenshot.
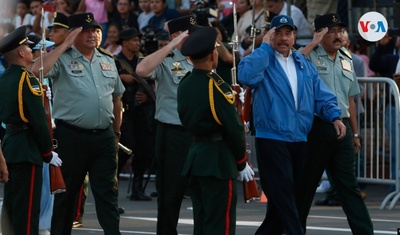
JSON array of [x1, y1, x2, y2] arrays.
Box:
[[177, 26, 254, 235], [0, 25, 61, 235], [297, 13, 374, 234], [31, 13, 125, 235]]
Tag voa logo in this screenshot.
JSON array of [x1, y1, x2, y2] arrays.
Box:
[[358, 11, 388, 42]]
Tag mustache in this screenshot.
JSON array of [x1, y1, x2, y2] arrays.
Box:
[[333, 38, 341, 43]]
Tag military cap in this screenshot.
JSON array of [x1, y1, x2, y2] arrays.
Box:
[[48, 12, 69, 29], [270, 15, 297, 30], [0, 26, 34, 54], [314, 13, 346, 31], [167, 16, 201, 35], [68, 13, 102, 30], [157, 30, 170, 41], [117, 28, 142, 44], [181, 26, 218, 60], [262, 11, 278, 29]]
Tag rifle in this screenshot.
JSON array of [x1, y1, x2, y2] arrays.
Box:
[[39, 8, 66, 194], [230, 4, 260, 203]]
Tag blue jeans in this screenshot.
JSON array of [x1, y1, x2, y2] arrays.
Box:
[[385, 105, 398, 192]]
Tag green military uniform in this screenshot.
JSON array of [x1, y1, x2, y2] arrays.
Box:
[[297, 13, 374, 235], [0, 26, 53, 235], [47, 12, 125, 235], [178, 26, 246, 235]]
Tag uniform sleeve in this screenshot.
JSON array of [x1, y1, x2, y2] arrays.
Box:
[[23, 76, 53, 162], [214, 83, 247, 170]]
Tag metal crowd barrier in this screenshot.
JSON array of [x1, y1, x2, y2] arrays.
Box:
[[355, 77, 400, 210]]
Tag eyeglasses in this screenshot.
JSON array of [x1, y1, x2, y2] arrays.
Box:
[[327, 28, 345, 35]]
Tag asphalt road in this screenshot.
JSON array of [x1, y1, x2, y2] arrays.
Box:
[[1, 175, 400, 234]]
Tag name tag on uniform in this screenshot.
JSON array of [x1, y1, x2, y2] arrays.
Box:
[[340, 59, 352, 72], [100, 62, 114, 71], [69, 61, 83, 74]]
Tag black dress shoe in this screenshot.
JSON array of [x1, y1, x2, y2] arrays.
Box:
[[118, 207, 125, 214], [150, 191, 158, 197]]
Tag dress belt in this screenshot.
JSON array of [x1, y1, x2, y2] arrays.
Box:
[[6, 123, 28, 132], [55, 119, 109, 134]]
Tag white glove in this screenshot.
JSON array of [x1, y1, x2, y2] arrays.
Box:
[[45, 86, 52, 100], [237, 162, 254, 182], [50, 151, 62, 167], [233, 87, 245, 104]]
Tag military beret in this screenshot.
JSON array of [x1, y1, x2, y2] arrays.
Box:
[[270, 15, 297, 30], [117, 28, 142, 44], [262, 11, 278, 29], [48, 12, 69, 29], [167, 16, 201, 35], [314, 13, 347, 31], [68, 13, 102, 30], [0, 26, 34, 54], [181, 26, 218, 60]]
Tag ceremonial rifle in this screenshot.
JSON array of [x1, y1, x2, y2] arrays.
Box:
[[39, 8, 66, 194], [230, 4, 260, 203]]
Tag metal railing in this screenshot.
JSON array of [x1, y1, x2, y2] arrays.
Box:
[[355, 77, 400, 210]]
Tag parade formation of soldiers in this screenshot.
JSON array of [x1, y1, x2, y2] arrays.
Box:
[[0, 0, 385, 234]]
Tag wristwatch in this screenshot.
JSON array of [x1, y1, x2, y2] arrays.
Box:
[[353, 133, 360, 138]]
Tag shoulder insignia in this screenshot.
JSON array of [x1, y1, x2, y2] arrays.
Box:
[[167, 51, 175, 57], [97, 47, 114, 58], [339, 47, 352, 60], [207, 72, 234, 104]]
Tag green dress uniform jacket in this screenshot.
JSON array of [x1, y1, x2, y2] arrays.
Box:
[[177, 69, 246, 179], [0, 64, 53, 165]]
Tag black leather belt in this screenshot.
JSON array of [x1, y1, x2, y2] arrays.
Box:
[[55, 119, 109, 134], [6, 123, 28, 132], [193, 133, 223, 142]]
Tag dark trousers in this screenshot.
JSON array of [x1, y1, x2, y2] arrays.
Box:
[[2, 163, 42, 235], [155, 122, 191, 235], [255, 138, 306, 235], [51, 124, 121, 235], [297, 117, 374, 234], [190, 177, 237, 235]]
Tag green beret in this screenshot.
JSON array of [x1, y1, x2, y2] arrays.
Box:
[[48, 12, 69, 29], [0, 26, 34, 54], [181, 26, 218, 60], [314, 13, 347, 31], [167, 16, 201, 34], [68, 13, 102, 30]]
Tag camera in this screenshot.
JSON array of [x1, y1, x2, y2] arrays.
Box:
[[191, 0, 218, 26], [140, 26, 159, 55]]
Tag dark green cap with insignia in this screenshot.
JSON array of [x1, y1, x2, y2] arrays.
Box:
[[167, 16, 201, 34], [68, 13, 102, 30], [48, 12, 69, 29], [181, 26, 218, 60], [314, 13, 347, 31], [117, 28, 142, 45], [0, 26, 34, 54]]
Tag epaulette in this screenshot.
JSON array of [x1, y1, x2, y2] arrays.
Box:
[[19, 68, 44, 122], [339, 47, 352, 60], [97, 47, 114, 58], [207, 71, 235, 125]]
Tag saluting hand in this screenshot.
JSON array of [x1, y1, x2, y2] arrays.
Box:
[[262, 27, 275, 45], [169, 30, 189, 50], [64, 27, 83, 48]]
